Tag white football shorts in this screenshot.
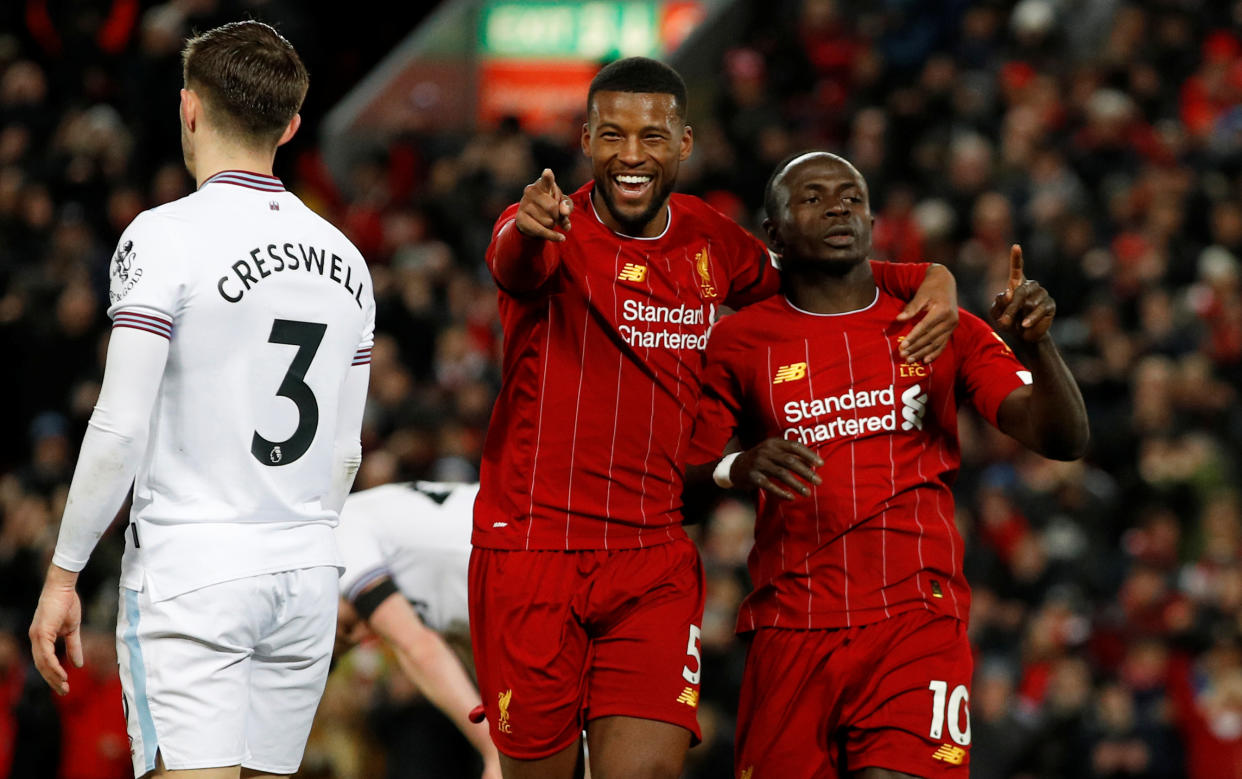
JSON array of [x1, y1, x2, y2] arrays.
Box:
[[116, 566, 339, 776]]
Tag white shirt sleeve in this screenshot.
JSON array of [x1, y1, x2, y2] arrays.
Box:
[[51, 326, 170, 571], [327, 363, 368, 515], [326, 278, 375, 514], [336, 492, 389, 601], [106, 211, 185, 326]]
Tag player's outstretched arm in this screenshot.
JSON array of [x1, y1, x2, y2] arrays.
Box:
[[363, 586, 501, 777], [894, 263, 959, 364], [488, 168, 573, 295], [991, 245, 1089, 460]]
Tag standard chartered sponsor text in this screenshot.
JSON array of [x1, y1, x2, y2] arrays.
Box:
[[619, 298, 709, 350], [783, 386, 898, 444]]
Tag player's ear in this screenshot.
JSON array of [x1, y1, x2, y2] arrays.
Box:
[[580, 122, 591, 157], [180, 88, 197, 132], [763, 217, 783, 253], [276, 113, 302, 148], [679, 124, 693, 161]]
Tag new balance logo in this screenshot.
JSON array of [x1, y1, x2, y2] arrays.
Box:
[[676, 686, 699, 707], [932, 744, 966, 765], [901, 384, 928, 431], [618, 263, 647, 282], [773, 362, 807, 384]]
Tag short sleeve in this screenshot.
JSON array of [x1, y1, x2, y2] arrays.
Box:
[[723, 227, 780, 310], [106, 211, 186, 340], [869, 259, 930, 301], [336, 503, 389, 602], [954, 311, 1032, 426], [687, 323, 746, 464]]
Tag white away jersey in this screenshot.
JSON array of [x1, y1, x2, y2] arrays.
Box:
[[336, 482, 477, 632], [110, 170, 375, 600]]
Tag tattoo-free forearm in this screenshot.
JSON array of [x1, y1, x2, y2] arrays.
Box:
[[1002, 337, 1089, 460]]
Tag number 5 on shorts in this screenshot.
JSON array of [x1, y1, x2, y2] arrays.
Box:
[[681, 624, 701, 685], [927, 680, 971, 745]]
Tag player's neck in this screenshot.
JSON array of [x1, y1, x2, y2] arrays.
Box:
[[590, 188, 671, 238], [782, 259, 876, 314], [191, 143, 278, 189]]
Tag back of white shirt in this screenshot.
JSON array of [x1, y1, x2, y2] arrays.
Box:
[[109, 171, 375, 600], [337, 482, 476, 632]]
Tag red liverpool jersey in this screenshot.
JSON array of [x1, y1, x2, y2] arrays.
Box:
[[475, 182, 930, 550], [689, 289, 1030, 631]]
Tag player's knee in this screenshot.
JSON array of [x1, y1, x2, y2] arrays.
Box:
[[853, 768, 926, 779], [591, 751, 684, 779]]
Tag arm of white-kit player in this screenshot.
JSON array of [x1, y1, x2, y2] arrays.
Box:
[[31, 327, 170, 694]]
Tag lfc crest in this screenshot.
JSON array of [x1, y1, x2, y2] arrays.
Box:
[[695, 247, 718, 300]]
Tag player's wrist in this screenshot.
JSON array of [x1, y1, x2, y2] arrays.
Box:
[[43, 563, 80, 590], [1014, 332, 1055, 353], [713, 452, 741, 488], [512, 218, 537, 239]]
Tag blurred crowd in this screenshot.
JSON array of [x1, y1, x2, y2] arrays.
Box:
[[1, 0, 1241, 777]]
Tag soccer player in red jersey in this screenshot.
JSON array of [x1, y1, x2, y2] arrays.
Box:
[[687, 151, 1089, 779], [471, 59, 961, 779]]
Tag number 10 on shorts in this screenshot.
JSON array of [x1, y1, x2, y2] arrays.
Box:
[[927, 680, 971, 745]]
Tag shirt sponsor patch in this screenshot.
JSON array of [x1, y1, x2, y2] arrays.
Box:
[[109, 239, 144, 303]]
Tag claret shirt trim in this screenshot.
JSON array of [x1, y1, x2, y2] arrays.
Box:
[[202, 170, 286, 192]]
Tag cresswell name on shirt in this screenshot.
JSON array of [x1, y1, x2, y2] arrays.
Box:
[[782, 382, 930, 444], [217, 243, 365, 308], [617, 298, 710, 350]]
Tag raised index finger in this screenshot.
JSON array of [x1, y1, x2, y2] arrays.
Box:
[[537, 168, 557, 194], [1008, 244, 1024, 291]]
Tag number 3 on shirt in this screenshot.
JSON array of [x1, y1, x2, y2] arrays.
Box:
[[252, 319, 326, 467], [928, 680, 971, 745]]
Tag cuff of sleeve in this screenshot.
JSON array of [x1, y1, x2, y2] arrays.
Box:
[[354, 577, 400, 621], [713, 452, 741, 489], [50, 550, 88, 573]]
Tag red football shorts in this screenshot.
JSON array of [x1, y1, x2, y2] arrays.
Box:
[[736, 609, 973, 778], [468, 537, 705, 759]]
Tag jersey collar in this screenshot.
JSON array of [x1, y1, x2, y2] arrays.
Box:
[[782, 287, 880, 317], [586, 181, 671, 241], [202, 170, 286, 192]]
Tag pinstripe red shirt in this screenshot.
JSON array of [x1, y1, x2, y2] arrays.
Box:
[[689, 291, 1030, 631], [473, 183, 928, 550]]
